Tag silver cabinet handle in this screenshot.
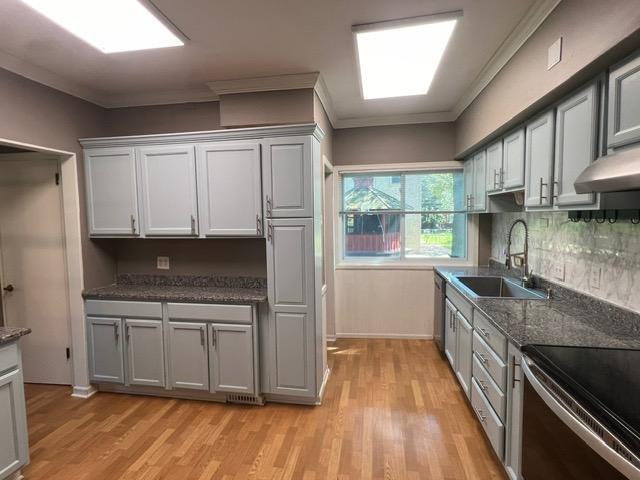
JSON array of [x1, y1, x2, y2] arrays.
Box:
[[211, 328, 216, 348], [512, 357, 521, 389], [200, 326, 205, 347], [478, 353, 488, 365], [113, 322, 119, 340], [267, 223, 274, 242], [130, 215, 136, 235], [493, 169, 500, 190], [126, 324, 131, 340], [500, 167, 505, 189], [553, 180, 559, 202], [478, 327, 490, 338], [475, 408, 487, 423], [256, 214, 263, 236], [266, 195, 273, 217], [479, 380, 488, 391], [190, 215, 196, 234], [539, 177, 548, 205]]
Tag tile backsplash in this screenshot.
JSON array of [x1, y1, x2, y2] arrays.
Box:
[[491, 212, 640, 313]]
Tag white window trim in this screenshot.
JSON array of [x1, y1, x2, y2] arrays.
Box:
[[333, 161, 479, 270]]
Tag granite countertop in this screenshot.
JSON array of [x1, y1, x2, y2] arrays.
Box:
[[82, 274, 267, 304], [0, 326, 31, 346], [436, 266, 640, 350]]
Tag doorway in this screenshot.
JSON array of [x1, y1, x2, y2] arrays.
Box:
[[0, 153, 72, 385]]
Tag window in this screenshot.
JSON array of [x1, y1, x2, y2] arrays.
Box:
[[340, 170, 466, 261]]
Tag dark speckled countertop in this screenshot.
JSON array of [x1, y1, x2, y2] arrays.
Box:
[[82, 274, 267, 304], [436, 266, 640, 350], [0, 326, 31, 345]]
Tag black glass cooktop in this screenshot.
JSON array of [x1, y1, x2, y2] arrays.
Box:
[[523, 344, 640, 455]]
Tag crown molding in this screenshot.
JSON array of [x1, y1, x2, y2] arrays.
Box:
[[313, 74, 338, 126], [334, 111, 455, 129], [207, 72, 320, 96], [451, 0, 561, 119], [101, 87, 219, 108]]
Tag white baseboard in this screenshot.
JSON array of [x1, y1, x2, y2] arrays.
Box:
[[326, 335, 337, 342], [71, 385, 97, 399], [335, 333, 433, 340], [318, 368, 331, 404]]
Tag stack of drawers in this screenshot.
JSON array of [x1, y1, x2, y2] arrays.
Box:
[[470, 308, 508, 459]]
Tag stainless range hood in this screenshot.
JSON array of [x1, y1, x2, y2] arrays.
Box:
[[575, 148, 640, 193]]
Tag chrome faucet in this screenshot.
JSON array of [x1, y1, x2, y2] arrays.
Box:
[[506, 219, 532, 288]]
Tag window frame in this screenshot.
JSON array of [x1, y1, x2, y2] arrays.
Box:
[[334, 161, 478, 269]]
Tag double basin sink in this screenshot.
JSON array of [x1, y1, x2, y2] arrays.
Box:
[[450, 275, 547, 300]]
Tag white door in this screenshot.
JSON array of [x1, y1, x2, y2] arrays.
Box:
[[0, 157, 72, 384]]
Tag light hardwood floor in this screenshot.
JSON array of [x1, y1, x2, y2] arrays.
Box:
[[22, 339, 506, 479]]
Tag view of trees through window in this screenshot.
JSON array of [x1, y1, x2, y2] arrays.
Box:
[[341, 171, 466, 259]]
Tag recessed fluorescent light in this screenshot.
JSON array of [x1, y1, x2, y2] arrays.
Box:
[[19, 0, 184, 53], [353, 12, 461, 100]]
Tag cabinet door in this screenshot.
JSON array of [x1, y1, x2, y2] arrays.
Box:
[[463, 158, 474, 212], [262, 136, 313, 218], [444, 300, 457, 369], [502, 129, 525, 189], [138, 144, 198, 236], [524, 111, 555, 207], [197, 142, 263, 236], [125, 319, 165, 387], [167, 322, 209, 391], [554, 83, 599, 207], [84, 147, 139, 236], [87, 317, 124, 384], [210, 324, 255, 394], [266, 218, 316, 397], [0, 368, 28, 479], [473, 150, 487, 211], [608, 53, 640, 149], [455, 312, 473, 398], [505, 343, 523, 480], [486, 141, 503, 193]]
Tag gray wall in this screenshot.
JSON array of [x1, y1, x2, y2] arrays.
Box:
[[492, 212, 640, 313], [455, 0, 640, 156], [333, 123, 455, 166]]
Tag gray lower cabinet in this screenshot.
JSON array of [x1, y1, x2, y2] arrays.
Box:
[[524, 110, 555, 207], [455, 311, 473, 398], [87, 317, 125, 384], [504, 343, 524, 480], [167, 322, 209, 391], [608, 52, 640, 149], [444, 299, 457, 369], [0, 363, 29, 479], [125, 319, 165, 387], [209, 324, 255, 394]]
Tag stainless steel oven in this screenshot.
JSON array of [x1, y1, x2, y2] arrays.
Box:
[[521, 356, 640, 479]]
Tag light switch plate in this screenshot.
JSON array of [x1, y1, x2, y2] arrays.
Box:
[[552, 262, 565, 282], [157, 256, 170, 270], [590, 267, 601, 290], [548, 37, 562, 70]]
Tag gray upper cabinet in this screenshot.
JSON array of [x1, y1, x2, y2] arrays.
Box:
[[554, 83, 599, 207], [84, 147, 139, 236], [608, 53, 640, 149], [486, 140, 503, 193], [87, 317, 124, 384], [167, 321, 209, 391], [463, 158, 474, 212], [263, 136, 313, 218], [209, 324, 255, 394], [502, 128, 526, 190], [196, 142, 263, 237], [455, 311, 473, 399], [524, 110, 555, 207], [137, 144, 199, 236], [444, 299, 457, 369], [0, 367, 28, 479], [125, 319, 165, 387], [472, 150, 487, 211]]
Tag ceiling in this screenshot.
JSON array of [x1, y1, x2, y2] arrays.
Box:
[[0, 0, 555, 127]]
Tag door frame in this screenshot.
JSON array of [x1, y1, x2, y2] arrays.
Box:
[[0, 137, 91, 398]]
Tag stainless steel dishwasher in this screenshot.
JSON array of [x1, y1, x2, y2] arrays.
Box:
[[433, 272, 445, 354]]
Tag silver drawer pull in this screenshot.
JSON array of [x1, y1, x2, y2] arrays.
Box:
[[130, 215, 136, 235], [267, 223, 274, 242], [211, 328, 216, 348], [479, 380, 489, 391], [190, 215, 196, 234], [475, 408, 487, 423], [200, 326, 205, 347], [113, 323, 119, 340], [478, 353, 488, 365], [266, 195, 273, 217], [256, 214, 262, 235], [478, 327, 490, 338]]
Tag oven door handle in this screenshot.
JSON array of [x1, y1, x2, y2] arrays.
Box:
[[522, 357, 640, 480]]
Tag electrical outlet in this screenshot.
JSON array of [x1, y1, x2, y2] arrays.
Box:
[[590, 267, 601, 290], [552, 262, 565, 282], [157, 256, 170, 270], [548, 37, 562, 70]]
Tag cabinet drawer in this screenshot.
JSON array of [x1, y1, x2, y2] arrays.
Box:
[[473, 355, 506, 421], [0, 342, 19, 374], [473, 331, 507, 389], [167, 303, 252, 324], [445, 285, 473, 322], [85, 300, 162, 319], [471, 378, 505, 460], [473, 309, 507, 360]]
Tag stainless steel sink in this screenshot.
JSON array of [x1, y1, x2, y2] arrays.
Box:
[[452, 276, 547, 300]]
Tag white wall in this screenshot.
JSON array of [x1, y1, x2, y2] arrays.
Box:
[[334, 268, 434, 339]]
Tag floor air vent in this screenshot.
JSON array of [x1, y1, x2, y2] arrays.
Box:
[[227, 394, 263, 405]]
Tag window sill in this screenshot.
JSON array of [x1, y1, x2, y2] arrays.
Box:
[[335, 259, 476, 271]]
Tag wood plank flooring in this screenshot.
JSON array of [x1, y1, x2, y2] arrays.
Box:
[[22, 339, 506, 479]]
